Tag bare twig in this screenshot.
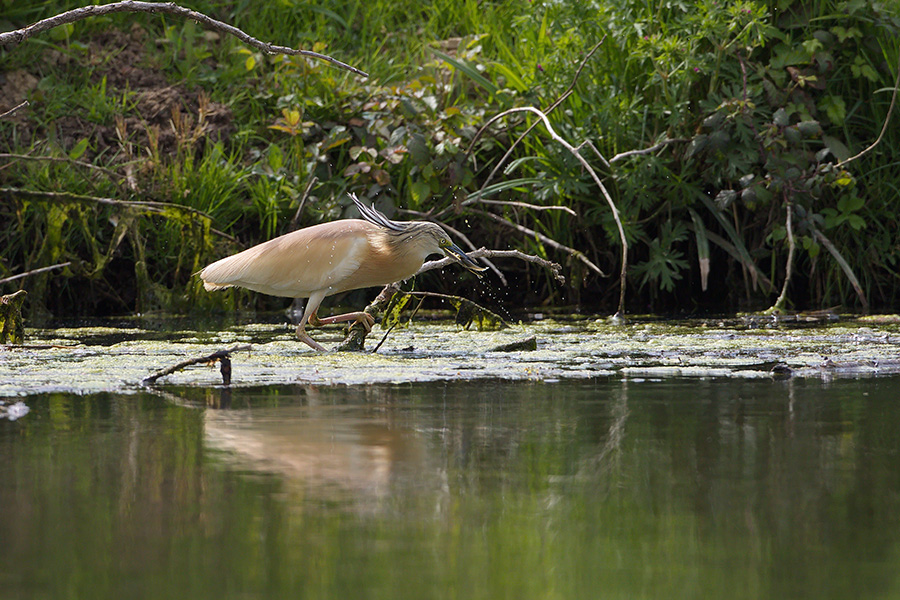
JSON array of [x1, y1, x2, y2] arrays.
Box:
[[0, 153, 126, 180], [542, 37, 607, 114], [0, 101, 29, 120], [288, 176, 319, 232], [0, 187, 236, 241], [419, 247, 565, 285], [477, 198, 577, 215], [142, 344, 251, 385], [0, 1, 367, 77], [468, 209, 602, 278], [769, 200, 794, 313], [608, 138, 688, 164], [0, 262, 72, 286]]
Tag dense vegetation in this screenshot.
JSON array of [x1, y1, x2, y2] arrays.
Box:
[[1, 0, 898, 319]]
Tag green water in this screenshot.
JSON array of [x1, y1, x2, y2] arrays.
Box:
[[2, 377, 899, 599]]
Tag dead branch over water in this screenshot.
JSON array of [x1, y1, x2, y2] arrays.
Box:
[[142, 344, 252, 385]]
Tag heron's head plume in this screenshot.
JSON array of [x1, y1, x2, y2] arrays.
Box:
[[350, 194, 486, 275]]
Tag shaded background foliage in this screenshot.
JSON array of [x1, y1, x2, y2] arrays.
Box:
[[0, 0, 897, 319]]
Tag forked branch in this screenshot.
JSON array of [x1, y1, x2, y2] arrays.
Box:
[[0, 0, 367, 76]]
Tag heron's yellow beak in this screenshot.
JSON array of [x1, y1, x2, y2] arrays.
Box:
[[443, 243, 487, 276]]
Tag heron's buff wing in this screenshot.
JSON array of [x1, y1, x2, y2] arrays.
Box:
[[200, 220, 376, 297]]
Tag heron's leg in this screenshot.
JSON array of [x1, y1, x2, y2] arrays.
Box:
[[295, 293, 328, 351], [308, 310, 375, 332]]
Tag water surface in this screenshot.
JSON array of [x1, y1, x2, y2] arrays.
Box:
[[2, 377, 899, 599]]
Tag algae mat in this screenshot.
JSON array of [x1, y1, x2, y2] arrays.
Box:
[[2, 317, 900, 396]]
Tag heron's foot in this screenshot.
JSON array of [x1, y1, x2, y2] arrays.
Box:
[[295, 325, 327, 352], [354, 311, 375, 332], [309, 310, 374, 331]]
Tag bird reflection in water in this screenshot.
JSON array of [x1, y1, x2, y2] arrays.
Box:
[[203, 388, 439, 512]]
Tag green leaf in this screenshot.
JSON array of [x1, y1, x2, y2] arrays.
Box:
[[772, 108, 791, 127], [409, 180, 432, 206], [819, 95, 846, 125], [491, 61, 529, 92], [466, 178, 543, 200], [688, 208, 710, 291], [432, 49, 498, 96], [69, 138, 89, 160], [797, 120, 822, 137], [698, 192, 771, 292], [806, 240, 820, 258], [304, 4, 349, 29], [267, 144, 283, 171], [504, 156, 545, 175], [860, 64, 878, 82], [823, 136, 851, 162], [49, 22, 74, 41], [847, 214, 866, 230], [802, 38, 824, 55], [837, 195, 863, 213]]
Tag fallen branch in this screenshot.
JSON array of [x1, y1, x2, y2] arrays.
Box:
[[0, 0, 367, 77], [0, 153, 126, 181], [0, 262, 72, 285], [142, 344, 251, 385], [0, 100, 29, 120], [0, 187, 236, 241]]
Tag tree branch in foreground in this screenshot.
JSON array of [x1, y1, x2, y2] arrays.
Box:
[[0, 101, 29, 120], [142, 344, 252, 385], [0, 262, 72, 286], [0, 1, 367, 77], [336, 249, 564, 351]]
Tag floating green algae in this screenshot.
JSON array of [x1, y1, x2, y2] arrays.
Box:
[[3, 317, 900, 396]]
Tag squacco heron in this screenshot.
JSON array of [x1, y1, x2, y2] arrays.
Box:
[[199, 194, 486, 351]]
